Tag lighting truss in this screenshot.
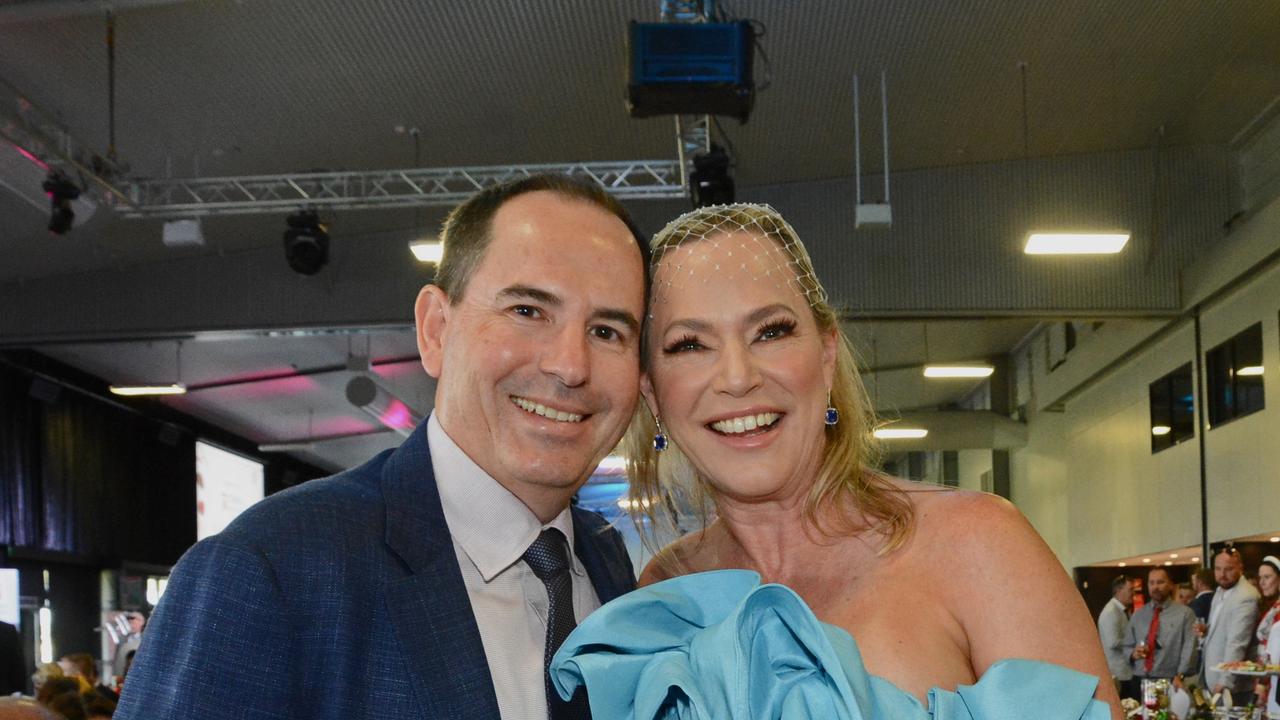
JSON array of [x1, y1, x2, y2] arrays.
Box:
[[115, 160, 685, 219]]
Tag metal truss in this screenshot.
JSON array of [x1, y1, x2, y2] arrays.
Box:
[[115, 160, 685, 219]]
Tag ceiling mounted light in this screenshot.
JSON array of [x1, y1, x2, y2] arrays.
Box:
[[923, 365, 994, 379], [1151, 425, 1172, 436], [690, 144, 734, 208], [42, 171, 80, 235], [345, 375, 422, 437], [283, 210, 329, 275], [1237, 366, 1264, 376], [108, 384, 187, 396], [409, 238, 444, 263], [872, 427, 928, 440], [1118, 562, 1126, 567], [1024, 232, 1130, 255]]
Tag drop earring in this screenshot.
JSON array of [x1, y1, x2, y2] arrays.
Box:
[[653, 416, 668, 452], [825, 390, 839, 426]]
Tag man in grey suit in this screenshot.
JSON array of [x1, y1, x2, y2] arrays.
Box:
[[1124, 566, 1197, 684], [1202, 547, 1260, 699], [1098, 575, 1135, 699]]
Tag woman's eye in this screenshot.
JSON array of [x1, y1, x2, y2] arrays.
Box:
[[663, 336, 703, 354], [757, 320, 796, 341]]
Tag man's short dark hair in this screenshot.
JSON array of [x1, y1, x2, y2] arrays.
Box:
[[1148, 566, 1171, 582], [1111, 576, 1130, 595], [1193, 568, 1214, 588], [434, 173, 650, 303]]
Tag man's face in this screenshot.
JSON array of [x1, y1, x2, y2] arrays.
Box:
[[1175, 585, 1194, 605], [128, 614, 145, 634], [1214, 551, 1243, 589], [1116, 583, 1134, 608], [1147, 569, 1172, 602], [419, 191, 644, 512]]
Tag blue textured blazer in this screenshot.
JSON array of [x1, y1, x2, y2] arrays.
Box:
[[115, 422, 636, 720]]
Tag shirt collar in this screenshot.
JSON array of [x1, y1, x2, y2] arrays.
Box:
[[428, 413, 582, 582]]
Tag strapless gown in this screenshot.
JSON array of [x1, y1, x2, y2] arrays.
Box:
[[550, 570, 1111, 719]]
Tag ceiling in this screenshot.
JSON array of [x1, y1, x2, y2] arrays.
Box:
[[3, 0, 1279, 470]]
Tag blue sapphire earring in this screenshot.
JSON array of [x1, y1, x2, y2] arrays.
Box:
[[825, 390, 839, 426], [653, 417, 668, 452]]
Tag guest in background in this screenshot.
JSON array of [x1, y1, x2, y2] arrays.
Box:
[[57, 655, 115, 703], [35, 677, 86, 720], [1124, 566, 1197, 684], [0, 697, 60, 720], [1099, 575, 1136, 699], [110, 613, 143, 681], [1250, 556, 1280, 717], [1202, 546, 1260, 699], [1189, 568, 1215, 622], [1175, 582, 1195, 606], [28, 665, 61, 697], [0, 622, 23, 696]]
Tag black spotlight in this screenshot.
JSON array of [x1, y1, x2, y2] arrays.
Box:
[[282, 210, 329, 275], [42, 172, 81, 235], [689, 144, 734, 208]]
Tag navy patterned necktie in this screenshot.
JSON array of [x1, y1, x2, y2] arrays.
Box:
[[522, 528, 591, 720]]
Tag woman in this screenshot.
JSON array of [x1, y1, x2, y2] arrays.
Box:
[[552, 204, 1120, 718], [1252, 556, 1280, 717]]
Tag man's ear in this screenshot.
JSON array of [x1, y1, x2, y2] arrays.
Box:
[[414, 285, 450, 378]]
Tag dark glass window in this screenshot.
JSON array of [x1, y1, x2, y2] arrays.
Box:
[[1205, 322, 1265, 429], [1149, 362, 1195, 453]]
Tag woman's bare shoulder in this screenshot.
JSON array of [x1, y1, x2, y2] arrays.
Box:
[[637, 527, 713, 587]]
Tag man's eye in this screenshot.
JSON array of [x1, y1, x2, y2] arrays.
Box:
[[512, 305, 541, 318], [590, 326, 621, 341]]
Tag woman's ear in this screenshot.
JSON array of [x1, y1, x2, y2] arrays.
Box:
[[640, 372, 659, 419], [414, 285, 450, 378], [821, 326, 838, 390]]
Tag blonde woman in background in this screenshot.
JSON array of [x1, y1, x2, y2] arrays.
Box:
[[552, 204, 1120, 719]]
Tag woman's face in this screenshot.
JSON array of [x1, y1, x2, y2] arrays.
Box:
[[1260, 564, 1279, 598], [642, 231, 836, 505]]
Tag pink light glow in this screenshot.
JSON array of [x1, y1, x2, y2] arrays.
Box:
[[311, 416, 380, 437], [379, 399, 415, 430], [206, 374, 321, 400], [9, 142, 50, 172], [371, 359, 421, 379]]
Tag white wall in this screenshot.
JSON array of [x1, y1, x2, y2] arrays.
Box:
[[1013, 226, 1280, 570], [957, 449, 992, 492]]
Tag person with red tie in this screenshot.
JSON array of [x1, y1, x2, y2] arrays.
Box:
[[1124, 566, 1198, 688]]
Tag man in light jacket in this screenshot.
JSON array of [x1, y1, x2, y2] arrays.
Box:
[[1201, 547, 1260, 699], [1098, 575, 1135, 699]]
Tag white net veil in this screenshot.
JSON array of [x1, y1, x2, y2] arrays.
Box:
[[649, 203, 828, 316]]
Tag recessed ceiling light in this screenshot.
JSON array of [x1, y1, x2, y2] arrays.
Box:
[[1164, 561, 1173, 566], [1192, 557, 1200, 562], [1270, 537, 1280, 543], [108, 384, 187, 396], [1238, 366, 1264, 376], [409, 239, 443, 263], [1119, 562, 1127, 567], [1024, 232, 1130, 255], [1170, 553, 1179, 559], [1151, 425, 1172, 436], [923, 365, 995, 379], [1142, 558, 1151, 563], [872, 427, 928, 439]]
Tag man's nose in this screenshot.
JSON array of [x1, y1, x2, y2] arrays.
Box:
[[540, 325, 589, 387]]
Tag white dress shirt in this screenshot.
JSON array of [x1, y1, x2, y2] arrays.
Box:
[[429, 414, 601, 720]]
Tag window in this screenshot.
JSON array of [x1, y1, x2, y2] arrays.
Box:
[[1205, 322, 1265, 428], [1149, 362, 1195, 453]]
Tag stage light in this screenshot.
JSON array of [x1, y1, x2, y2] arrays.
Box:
[[108, 384, 187, 396], [1024, 232, 1129, 255], [42, 172, 80, 235], [283, 210, 329, 275], [409, 238, 443, 263], [1151, 425, 1171, 436], [1238, 366, 1264, 376], [690, 144, 734, 208]]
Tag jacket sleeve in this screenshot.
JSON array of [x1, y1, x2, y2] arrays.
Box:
[[1177, 611, 1198, 676], [114, 535, 296, 720], [1122, 612, 1138, 672], [1097, 609, 1123, 671], [1222, 594, 1260, 663]]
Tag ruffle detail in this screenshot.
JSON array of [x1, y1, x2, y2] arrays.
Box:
[[551, 570, 1111, 720]]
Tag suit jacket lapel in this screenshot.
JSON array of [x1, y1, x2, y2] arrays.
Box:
[[571, 508, 634, 605], [381, 423, 500, 720]]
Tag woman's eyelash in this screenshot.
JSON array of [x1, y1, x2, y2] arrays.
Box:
[[757, 319, 797, 340], [663, 335, 703, 354]]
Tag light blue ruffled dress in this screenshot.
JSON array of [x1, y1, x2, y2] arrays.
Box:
[[550, 570, 1111, 719]]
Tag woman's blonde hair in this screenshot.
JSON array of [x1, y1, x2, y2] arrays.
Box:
[[624, 203, 914, 569]]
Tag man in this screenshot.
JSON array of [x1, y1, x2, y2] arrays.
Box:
[[0, 621, 23, 696], [1175, 582, 1195, 606], [1189, 568, 1215, 621], [116, 175, 649, 720], [1202, 547, 1260, 698], [1124, 566, 1197, 685], [1098, 575, 1135, 699], [110, 612, 144, 680]]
